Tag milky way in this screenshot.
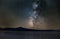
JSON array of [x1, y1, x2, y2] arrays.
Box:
[[0, 0, 60, 30]]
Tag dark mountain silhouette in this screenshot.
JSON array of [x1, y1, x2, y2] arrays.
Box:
[[0, 27, 40, 31], [0, 27, 58, 31]]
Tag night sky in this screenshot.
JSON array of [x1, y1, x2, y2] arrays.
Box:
[[0, 0, 60, 30]]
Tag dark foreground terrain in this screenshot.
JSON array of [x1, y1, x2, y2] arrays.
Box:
[[0, 30, 60, 39]]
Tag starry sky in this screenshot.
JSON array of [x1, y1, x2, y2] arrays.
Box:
[[1, 0, 59, 19], [1, 0, 33, 19], [0, 0, 60, 29]]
